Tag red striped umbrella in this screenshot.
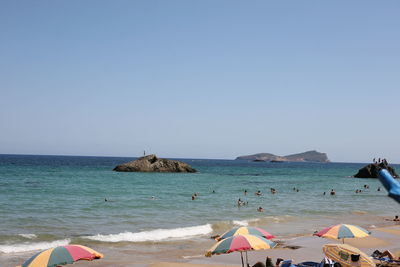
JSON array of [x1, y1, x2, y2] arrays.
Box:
[[314, 224, 370, 243], [217, 226, 275, 241], [17, 245, 103, 267], [205, 234, 276, 267]]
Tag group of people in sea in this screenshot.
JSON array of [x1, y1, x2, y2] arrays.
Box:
[[322, 189, 336, 195], [373, 158, 388, 165]]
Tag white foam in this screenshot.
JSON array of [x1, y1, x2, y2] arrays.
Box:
[[84, 224, 213, 242], [232, 220, 249, 226], [18, 234, 37, 239], [232, 218, 259, 227], [0, 239, 70, 254]]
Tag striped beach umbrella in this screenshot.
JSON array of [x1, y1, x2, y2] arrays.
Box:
[[217, 226, 275, 241], [323, 243, 375, 267], [314, 224, 370, 243], [205, 234, 276, 267], [17, 245, 103, 267]]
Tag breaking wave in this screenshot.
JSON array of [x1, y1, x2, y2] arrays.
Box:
[[0, 239, 70, 254], [84, 224, 213, 242], [18, 234, 37, 239]]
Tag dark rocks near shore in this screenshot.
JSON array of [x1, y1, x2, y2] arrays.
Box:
[[354, 161, 399, 178], [113, 154, 197, 173]]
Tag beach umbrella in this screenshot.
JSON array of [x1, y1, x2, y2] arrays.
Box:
[[205, 234, 276, 267], [217, 226, 275, 241], [314, 224, 370, 243], [17, 245, 103, 267], [323, 243, 375, 267]]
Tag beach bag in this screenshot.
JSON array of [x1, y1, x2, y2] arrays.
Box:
[[351, 254, 360, 262]]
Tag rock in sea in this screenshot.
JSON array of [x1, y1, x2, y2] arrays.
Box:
[[113, 154, 197, 173], [353, 161, 399, 178]]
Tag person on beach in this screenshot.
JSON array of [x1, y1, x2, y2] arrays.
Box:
[[275, 258, 284, 267], [330, 189, 336, 195], [384, 215, 399, 221], [266, 257, 274, 267], [211, 234, 220, 240], [372, 250, 399, 260]]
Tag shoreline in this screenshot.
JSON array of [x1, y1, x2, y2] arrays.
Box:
[[6, 217, 400, 267]]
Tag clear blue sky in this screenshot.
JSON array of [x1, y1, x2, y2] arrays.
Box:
[[1, 1, 399, 163]]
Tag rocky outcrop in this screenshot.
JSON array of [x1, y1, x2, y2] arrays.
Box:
[[354, 161, 398, 178], [236, 150, 329, 163], [113, 154, 197, 173]]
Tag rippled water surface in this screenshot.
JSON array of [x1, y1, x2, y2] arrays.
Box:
[[0, 154, 397, 263]]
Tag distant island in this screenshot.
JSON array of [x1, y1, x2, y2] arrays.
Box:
[[235, 150, 330, 163]]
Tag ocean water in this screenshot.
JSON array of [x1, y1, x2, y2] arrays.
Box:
[[0, 154, 397, 265]]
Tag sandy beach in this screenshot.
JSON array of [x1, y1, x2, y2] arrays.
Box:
[[66, 224, 400, 267]]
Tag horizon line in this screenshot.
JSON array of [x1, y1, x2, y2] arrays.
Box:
[[0, 152, 390, 164]]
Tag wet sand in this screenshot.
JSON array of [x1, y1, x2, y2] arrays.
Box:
[[67, 225, 400, 267]]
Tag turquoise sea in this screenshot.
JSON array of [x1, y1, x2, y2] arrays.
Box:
[[0, 154, 398, 266]]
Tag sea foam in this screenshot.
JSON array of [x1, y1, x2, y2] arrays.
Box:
[[84, 224, 213, 242], [18, 234, 37, 239], [232, 218, 261, 227], [0, 239, 70, 253], [232, 220, 249, 226]]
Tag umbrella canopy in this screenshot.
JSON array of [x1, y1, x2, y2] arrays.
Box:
[[18, 245, 103, 267], [314, 224, 370, 242], [323, 243, 375, 267], [217, 226, 275, 241], [206, 234, 276, 256]]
